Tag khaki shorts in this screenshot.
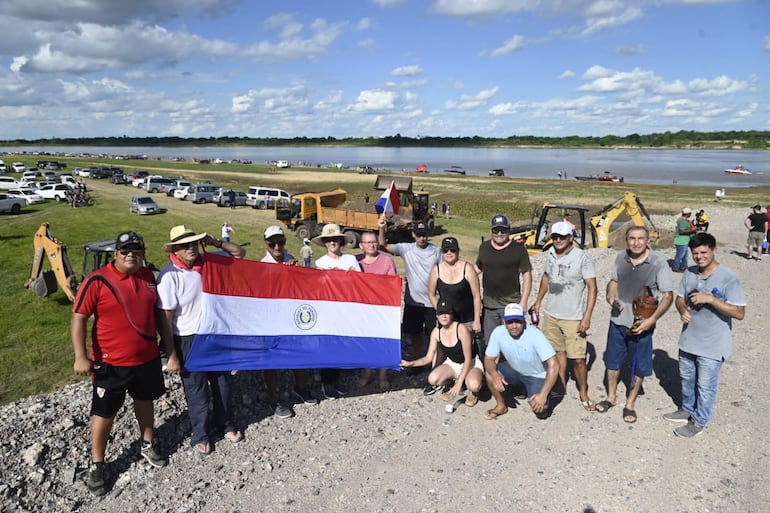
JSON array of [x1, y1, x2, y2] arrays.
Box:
[[443, 356, 484, 379], [540, 312, 587, 360], [747, 231, 764, 247]]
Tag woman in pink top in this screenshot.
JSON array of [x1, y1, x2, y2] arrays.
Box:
[[357, 231, 397, 390]]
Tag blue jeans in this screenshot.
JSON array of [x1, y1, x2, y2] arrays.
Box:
[[673, 244, 689, 271], [497, 361, 557, 410], [176, 335, 236, 446], [679, 350, 723, 427]]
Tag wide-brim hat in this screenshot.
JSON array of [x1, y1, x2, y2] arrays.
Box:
[[163, 224, 208, 252], [312, 224, 354, 247]]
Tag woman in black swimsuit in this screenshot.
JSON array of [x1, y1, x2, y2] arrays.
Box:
[[401, 300, 484, 407]]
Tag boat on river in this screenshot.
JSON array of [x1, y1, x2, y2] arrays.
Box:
[[724, 165, 751, 175], [574, 171, 624, 182], [443, 165, 466, 175]]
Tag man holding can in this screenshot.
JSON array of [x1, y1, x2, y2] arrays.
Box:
[[532, 221, 597, 411]]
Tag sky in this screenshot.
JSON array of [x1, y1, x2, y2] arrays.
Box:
[[0, 0, 768, 140]]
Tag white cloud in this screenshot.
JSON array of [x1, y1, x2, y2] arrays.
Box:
[[357, 17, 372, 30], [231, 85, 310, 114], [558, 70, 576, 79], [391, 65, 423, 76], [765, 36, 770, 52], [246, 17, 346, 61], [446, 86, 500, 110], [432, 0, 533, 17], [490, 35, 527, 57], [347, 89, 398, 112], [579, 65, 750, 99], [370, 0, 407, 6]]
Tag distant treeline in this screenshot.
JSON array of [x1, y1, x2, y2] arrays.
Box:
[[1, 130, 768, 149]]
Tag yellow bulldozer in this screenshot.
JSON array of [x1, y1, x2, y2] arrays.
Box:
[[510, 191, 659, 255]]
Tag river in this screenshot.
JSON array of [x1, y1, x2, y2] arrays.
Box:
[[3, 145, 768, 188]]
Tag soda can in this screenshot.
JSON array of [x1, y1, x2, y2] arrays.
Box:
[[444, 403, 455, 414]]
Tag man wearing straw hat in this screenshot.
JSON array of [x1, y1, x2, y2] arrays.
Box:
[[156, 225, 245, 456]]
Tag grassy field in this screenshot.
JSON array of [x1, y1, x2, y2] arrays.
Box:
[[1, 155, 767, 404]]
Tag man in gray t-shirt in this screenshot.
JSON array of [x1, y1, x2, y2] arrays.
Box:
[[378, 217, 442, 374], [597, 226, 673, 424], [665, 233, 746, 437], [533, 222, 597, 410]]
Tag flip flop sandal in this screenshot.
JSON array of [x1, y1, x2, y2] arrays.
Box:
[[483, 408, 508, 420], [623, 408, 638, 423], [595, 400, 615, 413], [581, 400, 596, 411]]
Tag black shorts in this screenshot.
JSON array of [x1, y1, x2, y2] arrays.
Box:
[[90, 357, 165, 418], [402, 304, 437, 336]]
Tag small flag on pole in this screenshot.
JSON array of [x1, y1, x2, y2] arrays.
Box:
[[375, 180, 399, 214]]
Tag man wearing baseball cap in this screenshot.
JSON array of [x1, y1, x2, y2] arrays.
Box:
[[533, 221, 598, 411], [378, 216, 442, 394], [483, 303, 559, 420], [475, 214, 533, 358], [72, 231, 180, 495], [673, 207, 696, 272]]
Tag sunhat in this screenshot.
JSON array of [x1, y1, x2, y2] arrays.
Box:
[[163, 224, 207, 252]]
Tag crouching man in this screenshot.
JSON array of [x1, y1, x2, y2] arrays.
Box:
[[483, 303, 560, 420]]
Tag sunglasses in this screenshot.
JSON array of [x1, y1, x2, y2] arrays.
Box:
[[550, 234, 569, 240], [324, 237, 344, 244], [267, 239, 286, 248], [119, 247, 144, 256], [442, 248, 457, 253], [491, 227, 508, 234]]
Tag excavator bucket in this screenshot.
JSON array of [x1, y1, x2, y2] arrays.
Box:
[[28, 270, 58, 297]]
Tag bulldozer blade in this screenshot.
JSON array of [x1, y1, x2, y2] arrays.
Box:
[[28, 270, 58, 297]]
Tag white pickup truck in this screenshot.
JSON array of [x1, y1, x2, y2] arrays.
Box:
[[0, 192, 26, 214]]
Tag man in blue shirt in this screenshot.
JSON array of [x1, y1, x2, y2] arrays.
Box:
[[483, 303, 559, 420]]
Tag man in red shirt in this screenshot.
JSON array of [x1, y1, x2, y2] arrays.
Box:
[[71, 231, 179, 496]]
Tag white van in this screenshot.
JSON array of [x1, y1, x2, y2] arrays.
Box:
[[275, 160, 290, 168], [246, 186, 290, 209]]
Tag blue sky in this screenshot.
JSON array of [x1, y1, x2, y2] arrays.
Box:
[[0, 0, 767, 139]]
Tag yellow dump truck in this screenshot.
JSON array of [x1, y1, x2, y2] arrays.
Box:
[[276, 176, 433, 247]]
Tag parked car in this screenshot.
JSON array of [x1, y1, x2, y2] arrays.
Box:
[[144, 176, 175, 193], [37, 183, 73, 201], [22, 170, 40, 182], [7, 188, 45, 205], [129, 195, 160, 215], [0, 192, 25, 214], [111, 171, 127, 184], [0, 160, 6, 173], [0, 176, 22, 190], [173, 186, 191, 200], [215, 189, 248, 207], [73, 167, 91, 178], [42, 171, 57, 180], [11, 162, 26, 173], [131, 171, 150, 186], [164, 179, 192, 196]]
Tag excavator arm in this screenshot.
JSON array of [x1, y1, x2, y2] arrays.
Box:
[[589, 191, 659, 248], [25, 223, 79, 301]]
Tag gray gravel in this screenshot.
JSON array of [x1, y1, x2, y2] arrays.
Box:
[[2, 206, 768, 513]]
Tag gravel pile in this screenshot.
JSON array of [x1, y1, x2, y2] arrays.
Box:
[[2, 206, 767, 512]]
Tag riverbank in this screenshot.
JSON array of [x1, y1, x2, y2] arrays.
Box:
[[2, 205, 767, 512]]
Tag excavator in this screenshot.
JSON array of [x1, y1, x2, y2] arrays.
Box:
[[25, 223, 117, 302], [510, 191, 659, 255]]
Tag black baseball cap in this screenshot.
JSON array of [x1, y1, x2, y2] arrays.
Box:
[[441, 237, 459, 251], [413, 221, 429, 235], [115, 231, 145, 250]]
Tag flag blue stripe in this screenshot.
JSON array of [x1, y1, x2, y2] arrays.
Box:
[[185, 334, 402, 371]]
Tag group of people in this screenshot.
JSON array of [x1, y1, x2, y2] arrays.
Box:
[[72, 210, 747, 495]]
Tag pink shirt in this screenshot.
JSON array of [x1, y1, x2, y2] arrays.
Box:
[[357, 253, 397, 275]]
